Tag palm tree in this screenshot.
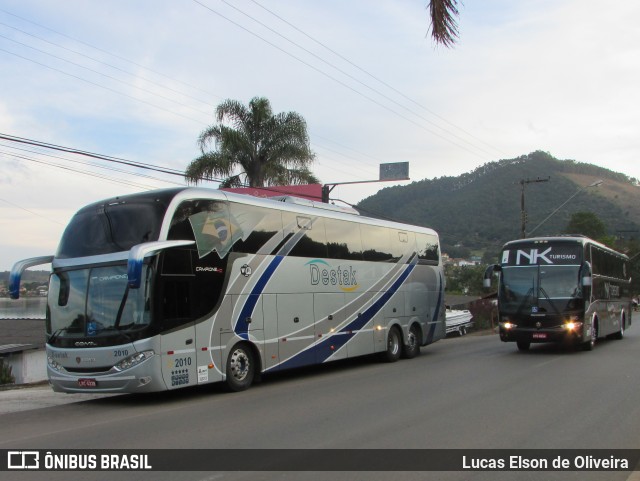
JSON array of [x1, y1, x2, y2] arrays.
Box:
[[185, 97, 319, 188], [427, 0, 460, 48]]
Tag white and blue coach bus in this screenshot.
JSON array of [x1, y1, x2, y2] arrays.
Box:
[[10, 188, 445, 392]]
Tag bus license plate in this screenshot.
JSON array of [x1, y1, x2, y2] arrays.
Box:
[[78, 378, 97, 388], [532, 333, 547, 339]]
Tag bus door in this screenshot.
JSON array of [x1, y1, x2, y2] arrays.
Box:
[[158, 248, 198, 390], [314, 293, 346, 362], [277, 293, 315, 368]]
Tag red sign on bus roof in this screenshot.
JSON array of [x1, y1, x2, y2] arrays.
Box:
[[221, 184, 323, 202]]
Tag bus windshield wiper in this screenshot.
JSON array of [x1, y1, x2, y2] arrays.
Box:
[[48, 328, 68, 344], [515, 287, 534, 317], [538, 287, 561, 315]]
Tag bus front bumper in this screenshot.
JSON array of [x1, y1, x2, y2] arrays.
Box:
[[499, 325, 585, 345], [47, 358, 166, 394]]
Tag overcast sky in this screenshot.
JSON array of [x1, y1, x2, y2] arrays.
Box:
[[1, 0, 639, 271]]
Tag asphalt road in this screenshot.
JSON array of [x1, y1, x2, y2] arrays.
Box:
[[1, 329, 639, 481]]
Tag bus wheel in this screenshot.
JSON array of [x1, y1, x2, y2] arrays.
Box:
[[582, 320, 597, 351], [402, 324, 421, 359], [516, 341, 530, 351], [613, 317, 625, 340], [226, 343, 255, 392], [382, 326, 402, 363]]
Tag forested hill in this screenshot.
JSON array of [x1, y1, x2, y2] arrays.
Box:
[[356, 151, 640, 259]]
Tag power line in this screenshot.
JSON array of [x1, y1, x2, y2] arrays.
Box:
[[0, 6, 218, 98], [0, 7, 395, 181], [0, 196, 65, 226], [215, 0, 499, 158], [0, 46, 208, 125], [1, 151, 160, 190], [0, 20, 218, 108], [0, 33, 214, 118], [0, 133, 195, 179], [249, 0, 507, 158], [0, 142, 186, 187], [191, 0, 491, 160], [216, 0, 497, 159]]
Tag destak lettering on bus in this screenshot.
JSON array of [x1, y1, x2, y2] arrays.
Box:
[[307, 260, 358, 288]]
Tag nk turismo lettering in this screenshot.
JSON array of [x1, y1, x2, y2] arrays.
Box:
[[514, 248, 577, 265], [516, 248, 552, 265]]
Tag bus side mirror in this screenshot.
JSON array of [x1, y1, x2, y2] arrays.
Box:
[[9, 256, 54, 299], [483, 264, 501, 289], [581, 261, 592, 287], [127, 240, 195, 289]]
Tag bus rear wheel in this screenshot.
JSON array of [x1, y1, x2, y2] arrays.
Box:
[[402, 324, 421, 359], [226, 343, 255, 392], [613, 317, 625, 340]]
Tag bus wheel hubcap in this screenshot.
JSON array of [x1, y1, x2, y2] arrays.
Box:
[[230, 350, 250, 381]]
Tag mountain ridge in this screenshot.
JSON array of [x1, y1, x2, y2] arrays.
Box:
[[357, 151, 640, 258]]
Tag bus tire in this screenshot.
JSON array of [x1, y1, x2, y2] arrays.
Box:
[[516, 341, 530, 351], [382, 326, 402, 363], [225, 343, 255, 392], [613, 317, 625, 340], [402, 324, 421, 359], [582, 319, 597, 351]]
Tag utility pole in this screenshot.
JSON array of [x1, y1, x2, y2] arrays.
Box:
[[520, 177, 550, 238]]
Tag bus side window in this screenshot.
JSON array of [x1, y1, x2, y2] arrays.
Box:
[[325, 219, 362, 260], [389, 230, 414, 262], [284, 214, 328, 258], [361, 225, 392, 262], [229, 203, 284, 254], [416, 233, 440, 265]]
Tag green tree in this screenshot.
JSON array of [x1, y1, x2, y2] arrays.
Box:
[[186, 97, 319, 187], [445, 264, 487, 295], [564, 212, 607, 240]]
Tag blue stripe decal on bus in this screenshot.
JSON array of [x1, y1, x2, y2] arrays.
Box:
[[276, 263, 416, 370], [234, 255, 284, 339]]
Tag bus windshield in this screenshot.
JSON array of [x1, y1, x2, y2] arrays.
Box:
[[47, 264, 152, 344], [56, 191, 174, 258], [500, 265, 582, 309]]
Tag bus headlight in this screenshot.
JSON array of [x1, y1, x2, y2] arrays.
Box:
[[563, 316, 582, 331], [563, 321, 583, 332], [47, 356, 63, 372], [113, 350, 155, 372], [501, 321, 517, 330]]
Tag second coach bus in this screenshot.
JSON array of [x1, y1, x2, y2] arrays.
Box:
[[10, 187, 446, 392], [484, 235, 632, 351]]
